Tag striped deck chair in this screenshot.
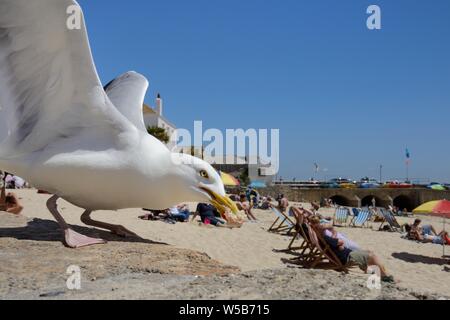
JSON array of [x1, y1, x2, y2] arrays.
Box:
[[379, 208, 402, 232], [350, 208, 372, 228], [268, 207, 295, 234], [333, 207, 349, 226]]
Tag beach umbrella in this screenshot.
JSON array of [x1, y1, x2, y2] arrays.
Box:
[[249, 181, 267, 189], [219, 171, 240, 186], [413, 200, 441, 214], [413, 200, 450, 257]]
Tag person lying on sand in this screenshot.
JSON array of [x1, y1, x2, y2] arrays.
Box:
[[0, 180, 5, 212], [2, 192, 24, 215], [405, 219, 450, 245], [139, 209, 167, 221], [237, 194, 258, 221], [167, 204, 191, 222], [192, 203, 241, 229]]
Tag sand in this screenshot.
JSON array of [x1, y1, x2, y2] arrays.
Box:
[[0, 189, 449, 300]]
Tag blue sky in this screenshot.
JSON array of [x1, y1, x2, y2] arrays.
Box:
[[78, 0, 450, 183]]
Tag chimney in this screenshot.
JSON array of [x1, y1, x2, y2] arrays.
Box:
[[156, 93, 163, 116]]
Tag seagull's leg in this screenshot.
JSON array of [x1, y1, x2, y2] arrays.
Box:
[[80, 210, 138, 238], [46, 195, 106, 248]]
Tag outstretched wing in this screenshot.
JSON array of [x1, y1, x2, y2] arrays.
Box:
[[0, 0, 131, 156], [104, 71, 149, 133]]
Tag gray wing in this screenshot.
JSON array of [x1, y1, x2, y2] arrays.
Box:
[[104, 71, 149, 133], [0, 0, 131, 157]]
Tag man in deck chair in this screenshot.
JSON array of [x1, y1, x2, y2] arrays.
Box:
[[322, 234, 395, 283], [309, 217, 360, 251], [276, 194, 289, 214]]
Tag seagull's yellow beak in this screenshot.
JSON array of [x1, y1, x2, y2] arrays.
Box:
[[201, 188, 239, 216]]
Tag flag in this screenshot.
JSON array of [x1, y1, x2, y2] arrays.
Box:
[[314, 163, 319, 173], [405, 148, 411, 165]]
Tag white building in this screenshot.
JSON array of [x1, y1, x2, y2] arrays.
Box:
[[143, 94, 177, 142]]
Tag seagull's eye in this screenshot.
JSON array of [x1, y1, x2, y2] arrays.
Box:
[[200, 170, 209, 179]]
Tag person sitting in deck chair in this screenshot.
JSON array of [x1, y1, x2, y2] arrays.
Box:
[[290, 207, 357, 249], [259, 197, 271, 210], [323, 235, 395, 283], [276, 194, 289, 214], [309, 216, 361, 251]]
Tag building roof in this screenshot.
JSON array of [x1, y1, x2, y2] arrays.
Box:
[[143, 104, 156, 115]]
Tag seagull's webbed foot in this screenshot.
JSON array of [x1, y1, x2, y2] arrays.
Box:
[[64, 229, 107, 248], [80, 210, 139, 239], [47, 195, 107, 249]]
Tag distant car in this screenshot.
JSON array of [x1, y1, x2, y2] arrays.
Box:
[[360, 182, 380, 189], [328, 178, 357, 189], [383, 181, 413, 189], [321, 182, 340, 189], [427, 183, 447, 191], [340, 182, 357, 189], [359, 178, 380, 189]]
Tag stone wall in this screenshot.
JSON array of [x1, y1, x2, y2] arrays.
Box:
[[227, 186, 450, 210]]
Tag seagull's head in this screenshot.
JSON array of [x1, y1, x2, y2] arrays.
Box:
[[171, 153, 239, 215]]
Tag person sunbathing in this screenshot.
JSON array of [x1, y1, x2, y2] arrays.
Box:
[[406, 219, 449, 245], [323, 234, 395, 283], [292, 208, 394, 282], [0, 180, 6, 212], [2, 192, 24, 215], [289, 207, 356, 248], [309, 216, 361, 251], [238, 194, 258, 221], [276, 194, 289, 214], [311, 201, 320, 212], [167, 204, 191, 222], [290, 206, 314, 220], [259, 197, 271, 210], [192, 203, 241, 228]]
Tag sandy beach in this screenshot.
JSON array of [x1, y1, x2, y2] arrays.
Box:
[[1, 189, 449, 300]]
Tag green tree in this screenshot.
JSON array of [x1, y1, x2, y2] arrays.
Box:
[[147, 126, 170, 144]]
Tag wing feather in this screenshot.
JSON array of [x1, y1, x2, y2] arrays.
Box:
[[104, 71, 149, 133], [0, 0, 130, 156]]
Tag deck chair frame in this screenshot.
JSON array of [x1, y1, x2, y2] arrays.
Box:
[[286, 222, 314, 254], [378, 208, 402, 232], [350, 208, 372, 228], [333, 207, 349, 227], [283, 223, 322, 265], [288, 223, 356, 272], [268, 207, 295, 234]]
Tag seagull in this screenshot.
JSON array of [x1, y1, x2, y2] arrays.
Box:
[[0, 0, 238, 248]]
